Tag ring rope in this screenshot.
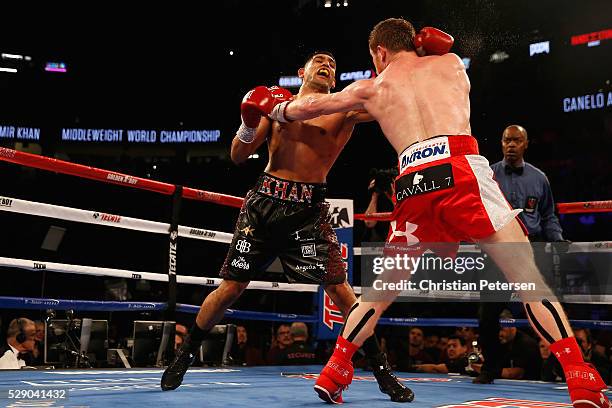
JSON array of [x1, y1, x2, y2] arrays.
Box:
[[4, 196, 609, 254], [0, 147, 243, 208], [4, 256, 612, 303], [0, 256, 320, 293], [2, 148, 611, 321], [0, 195, 233, 244], [355, 200, 612, 222], [1, 147, 608, 214], [0, 296, 317, 322], [353, 241, 612, 256], [0, 295, 608, 329]]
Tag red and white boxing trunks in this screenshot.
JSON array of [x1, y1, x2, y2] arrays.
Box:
[[387, 135, 522, 244]]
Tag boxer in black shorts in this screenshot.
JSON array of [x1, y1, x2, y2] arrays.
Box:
[[162, 51, 413, 402], [221, 174, 345, 285]]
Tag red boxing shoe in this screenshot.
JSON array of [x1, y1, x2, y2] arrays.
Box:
[[314, 355, 353, 404], [550, 337, 610, 407], [565, 362, 610, 408], [314, 336, 359, 404]]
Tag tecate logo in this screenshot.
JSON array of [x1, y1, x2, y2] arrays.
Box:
[[168, 242, 177, 274], [93, 212, 121, 223]]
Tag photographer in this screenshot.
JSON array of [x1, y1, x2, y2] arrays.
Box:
[[362, 168, 396, 243]]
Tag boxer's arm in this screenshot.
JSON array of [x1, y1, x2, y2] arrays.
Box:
[[231, 117, 271, 165], [278, 79, 375, 122], [346, 109, 374, 124]]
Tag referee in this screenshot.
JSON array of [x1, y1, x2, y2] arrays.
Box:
[[475, 124, 566, 384]]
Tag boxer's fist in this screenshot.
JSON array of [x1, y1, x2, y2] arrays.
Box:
[[414, 27, 454, 56], [268, 86, 293, 102], [241, 86, 292, 128]]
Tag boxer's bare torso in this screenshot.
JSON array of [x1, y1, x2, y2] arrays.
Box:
[[231, 52, 370, 183], [264, 108, 366, 183]]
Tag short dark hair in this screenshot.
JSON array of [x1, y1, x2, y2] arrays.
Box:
[[369, 18, 416, 53], [276, 324, 291, 333], [304, 50, 336, 66], [448, 335, 466, 347]]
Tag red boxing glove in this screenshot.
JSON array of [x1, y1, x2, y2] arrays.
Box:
[[240, 86, 293, 128], [268, 86, 293, 102], [413, 27, 454, 56]]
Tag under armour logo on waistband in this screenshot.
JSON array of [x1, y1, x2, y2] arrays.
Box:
[[389, 220, 419, 244]]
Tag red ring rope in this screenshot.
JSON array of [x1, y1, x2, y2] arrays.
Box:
[[354, 200, 612, 221], [0, 147, 243, 208], [1, 147, 608, 215], [556, 200, 612, 214]]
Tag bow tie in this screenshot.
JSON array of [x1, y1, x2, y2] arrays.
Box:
[[505, 165, 524, 175]]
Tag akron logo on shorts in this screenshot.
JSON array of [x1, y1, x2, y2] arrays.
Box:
[[399, 138, 450, 172], [301, 243, 317, 258]]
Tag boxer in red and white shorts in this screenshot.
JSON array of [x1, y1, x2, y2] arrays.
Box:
[[273, 18, 609, 407], [388, 134, 521, 245]]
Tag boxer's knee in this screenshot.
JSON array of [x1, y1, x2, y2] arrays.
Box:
[[216, 280, 249, 305], [324, 282, 357, 316]]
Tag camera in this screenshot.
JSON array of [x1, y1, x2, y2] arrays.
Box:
[[465, 340, 483, 375], [369, 168, 397, 195]]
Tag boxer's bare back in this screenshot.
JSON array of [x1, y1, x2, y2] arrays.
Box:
[[285, 51, 471, 155]]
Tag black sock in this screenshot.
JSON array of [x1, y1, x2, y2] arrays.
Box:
[[362, 334, 382, 359], [186, 322, 209, 352]]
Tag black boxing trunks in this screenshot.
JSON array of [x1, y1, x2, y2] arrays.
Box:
[[220, 173, 346, 284]]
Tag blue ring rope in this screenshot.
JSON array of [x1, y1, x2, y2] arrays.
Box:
[[1, 296, 609, 328]]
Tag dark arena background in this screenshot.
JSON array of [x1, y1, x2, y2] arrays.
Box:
[[0, 1, 610, 407]]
